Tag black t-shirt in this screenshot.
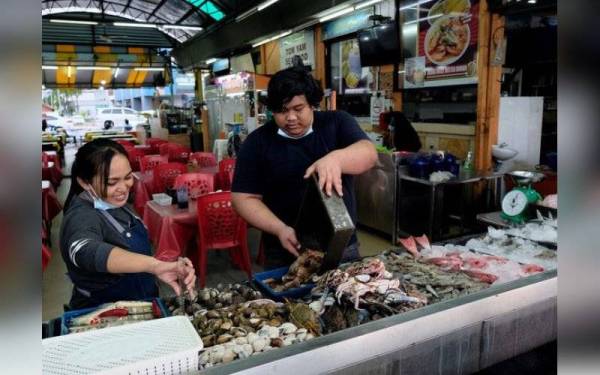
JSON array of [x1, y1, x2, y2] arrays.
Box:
[[232, 110, 369, 249]]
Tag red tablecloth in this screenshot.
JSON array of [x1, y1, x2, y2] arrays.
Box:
[[143, 201, 199, 261], [42, 180, 62, 223], [42, 161, 63, 188], [132, 171, 156, 215]]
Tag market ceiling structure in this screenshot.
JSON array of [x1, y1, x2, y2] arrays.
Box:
[[41, 0, 267, 88]]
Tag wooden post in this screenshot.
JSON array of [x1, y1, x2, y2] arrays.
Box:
[[475, 0, 504, 172]]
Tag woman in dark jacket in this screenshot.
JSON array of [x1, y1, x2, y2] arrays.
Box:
[[60, 139, 195, 309]]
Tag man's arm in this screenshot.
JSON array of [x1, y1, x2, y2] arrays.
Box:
[[231, 192, 300, 257], [304, 139, 377, 196]]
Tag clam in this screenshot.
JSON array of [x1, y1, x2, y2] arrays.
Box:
[[282, 337, 295, 346], [270, 337, 284, 347], [199, 289, 211, 301], [306, 333, 314, 340], [252, 337, 267, 352], [217, 334, 233, 344], [222, 349, 235, 363], [249, 318, 262, 326], [199, 351, 210, 365], [236, 344, 253, 359], [246, 332, 259, 344], [296, 332, 307, 341], [296, 328, 307, 334], [206, 310, 220, 319], [279, 323, 297, 335], [201, 334, 216, 347], [231, 327, 247, 337], [209, 345, 225, 363], [234, 336, 248, 345], [220, 321, 233, 331], [268, 317, 282, 327], [355, 274, 370, 283]]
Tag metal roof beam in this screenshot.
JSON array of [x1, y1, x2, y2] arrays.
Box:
[[146, 0, 169, 21]]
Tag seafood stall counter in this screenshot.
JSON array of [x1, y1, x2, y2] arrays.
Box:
[[193, 244, 556, 374]]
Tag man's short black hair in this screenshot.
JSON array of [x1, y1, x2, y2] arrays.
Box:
[[266, 66, 324, 113]]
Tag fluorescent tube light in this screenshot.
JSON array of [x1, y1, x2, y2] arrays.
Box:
[[100, 80, 106, 85], [42, 65, 58, 70], [319, 7, 353, 22], [67, 66, 72, 78], [113, 22, 157, 28], [258, 0, 279, 11], [355, 0, 383, 10], [49, 19, 98, 25], [205, 58, 217, 64], [77, 66, 112, 70], [403, 13, 442, 25], [161, 25, 203, 31], [114, 68, 120, 77], [235, 8, 257, 22], [251, 30, 292, 48], [134, 67, 164, 71], [400, 0, 434, 11], [528, 0, 537, 3]]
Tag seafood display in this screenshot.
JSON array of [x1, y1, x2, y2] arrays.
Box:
[[67, 300, 161, 334], [166, 283, 263, 315], [264, 249, 324, 292], [465, 227, 557, 271], [379, 250, 489, 303], [425, 16, 470, 65]]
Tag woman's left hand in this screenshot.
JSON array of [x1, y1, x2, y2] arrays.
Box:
[[151, 257, 196, 296], [304, 151, 343, 197]]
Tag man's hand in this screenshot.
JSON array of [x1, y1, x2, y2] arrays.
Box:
[[276, 224, 301, 257], [304, 151, 343, 197], [150, 257, 196, 296]]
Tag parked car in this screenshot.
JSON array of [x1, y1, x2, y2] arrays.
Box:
[[95, 107, 147, 131]]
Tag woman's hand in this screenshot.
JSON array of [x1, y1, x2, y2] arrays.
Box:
[[276, 225, 300, 257], [150, 257, 196, 296], [304, 151, 343, 197]]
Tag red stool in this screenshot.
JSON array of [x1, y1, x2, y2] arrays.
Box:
[[126, 148, 146, 172], [196, 192, 252, 287]]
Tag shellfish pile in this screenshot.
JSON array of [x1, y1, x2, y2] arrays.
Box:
[[199, 323, 315, 368], [264, 249, 324, 292], [165, 282, 263, 316]]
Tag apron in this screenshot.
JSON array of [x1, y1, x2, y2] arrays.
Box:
[[74, 207, 158, 307]]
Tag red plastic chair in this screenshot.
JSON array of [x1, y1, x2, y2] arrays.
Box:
[[167, 144, 191, 163], [174, 173, 215, 200], [140, 155, 168, 173], [153, 162, 187, 193], [116, 139, 135, 148], [189, 152, 217, 168], [196, 191, 252, 287], [42, 244, 51, 272], [159, 143, 171, 157], [146, 138, 168, 154], [126, 148, 146, 172], [217, 158, 236, 190]]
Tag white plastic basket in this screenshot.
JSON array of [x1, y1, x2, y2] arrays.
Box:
[[43, 316, 202, 375], [152, 193, 173, 206]]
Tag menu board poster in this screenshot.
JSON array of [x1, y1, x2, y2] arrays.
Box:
[[408, 0, 479, 88], [279, 30, 315, 70]]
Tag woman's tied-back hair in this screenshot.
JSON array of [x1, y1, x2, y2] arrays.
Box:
[[266, 65, 324, 113], [64, 139, 129, 210]]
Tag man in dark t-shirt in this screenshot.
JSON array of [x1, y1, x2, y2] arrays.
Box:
[[232, 66, 377, 269]]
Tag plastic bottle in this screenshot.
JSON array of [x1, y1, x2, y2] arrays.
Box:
[[463, 151, 474, 171]]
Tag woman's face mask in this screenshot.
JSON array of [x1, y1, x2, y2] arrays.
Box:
[[87, 187, 119, 211]]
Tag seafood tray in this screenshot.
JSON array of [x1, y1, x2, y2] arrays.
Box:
[[60, 297, 169, 335], [253, 267, 315, 301], [43, 316, 202, 375]]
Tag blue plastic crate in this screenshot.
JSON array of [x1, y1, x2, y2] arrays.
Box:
[[253, 267, 315, 301], [61, 297, 169, 335]]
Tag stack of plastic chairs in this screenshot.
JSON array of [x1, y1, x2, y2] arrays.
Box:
[[174, 173, 214, 200], [218, 158, 236, 191], [196, 192, 252, 287], [140, 155, 168, 173], [145, 138, 168, 154], [167, 144, 192, 163], [153, 162, 187, 193], [126, 148, 146, 172], [189, 152, 217, 168]]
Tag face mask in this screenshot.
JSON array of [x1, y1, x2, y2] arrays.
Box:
[[87, 188, 119, 211], [277, 127, 314, 139]]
